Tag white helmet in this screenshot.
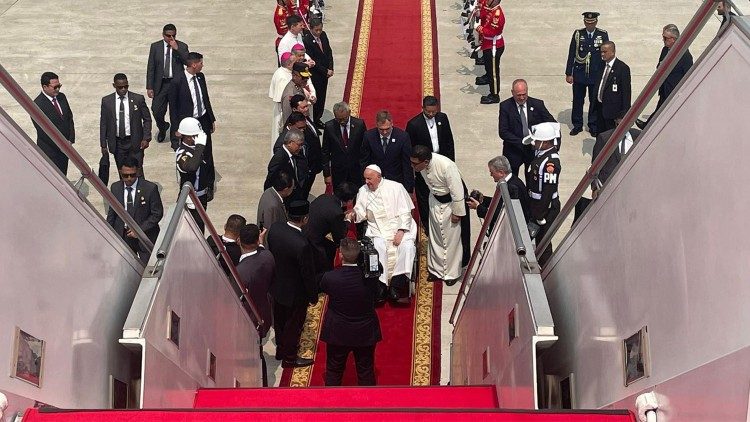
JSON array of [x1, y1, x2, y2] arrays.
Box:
[[177, 117, 207, 145]]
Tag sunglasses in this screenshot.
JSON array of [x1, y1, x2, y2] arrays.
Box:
[[121, 173, 138, 179], [115, 85, 129, 89], [48, 84, 62, 90]]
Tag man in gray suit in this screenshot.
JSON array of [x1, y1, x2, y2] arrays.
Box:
[[100, 73, 152, 173], [146, 23, 189, 143], [257, 170, 294, 230]]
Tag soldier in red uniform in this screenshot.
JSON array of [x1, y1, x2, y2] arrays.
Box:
[[476, 0, 505, 104]]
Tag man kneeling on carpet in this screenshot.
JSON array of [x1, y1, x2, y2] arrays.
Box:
[[346, 164, 416, 304], [320, 238, 382, 386]]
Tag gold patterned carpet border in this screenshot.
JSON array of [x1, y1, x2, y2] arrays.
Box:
[[411, 225, 435, 386]]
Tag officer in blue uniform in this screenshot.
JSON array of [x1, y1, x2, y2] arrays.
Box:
[[565, 12, 608, 136]]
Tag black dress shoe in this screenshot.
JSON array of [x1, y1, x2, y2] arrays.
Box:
[[157, 130, 166, 143], [635, 118, 647, 130], [480, 94, 500, 104], [475, 75, 490, 85], [569, 127, 583, 136], [282, 357, 314, 368], [445, 278, 460, 287]]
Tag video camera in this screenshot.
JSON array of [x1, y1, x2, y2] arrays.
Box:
[[358, 236, 382, 280]]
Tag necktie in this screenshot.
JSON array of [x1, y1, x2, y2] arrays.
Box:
[[118, 96, 126, 139], [164, 45, 171, 77], [381, 136, 388, 153], [519, 104, 529, 136], [125, 186, 135, 215], [51, 97, 63, 117], [315, 36, 323, 52], [290, 155, 298, 180], [192, 76, 204, 117], [342, 125, 349, 147], [598, 64, 611, 102]]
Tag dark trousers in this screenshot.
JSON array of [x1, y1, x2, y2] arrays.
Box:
[[152, 78, 173, 133], [38, 142, 69, 176], [535, 198, 560, 266], [188, 194, 208, 234], [415, 173, 430, 227], [324, 343, 376, 386], [123, 231, 151, 265], [311, 75, 328, 124], [482, 46, 505, 96], [273, 301, 309, 360], [114, 137, 145, 176], [503, 143, 534, 176], [594, 101, 616, 135], [571, 82, 598, 132]]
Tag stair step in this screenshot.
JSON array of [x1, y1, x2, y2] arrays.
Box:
[[194, 385, 499, 409], [24, 408, 636, 421]]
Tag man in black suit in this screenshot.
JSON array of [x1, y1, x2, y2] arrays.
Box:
[[106, 158, 164, 264], [169, 52, 217, 188], [207, 214, 245, 276], [498, 79, 556, 175], [289, 95, 323, 193], [593, 41, 631, 134], [320, 238, 382, 386], [636, 24, 693, 129], [406, 95, 456, 225], [302, 18, 334, 128], [266, 200, 318, 368], [360, 110, 414, 193], [467, 155, 530, 234], [304, 182, 357, 272], [265, 128, 310, 201], [322, 102, 367, 189], [591, 113, 641, 195], [146, 23, 189, 143], [237, 224, 275, 339], [32, 72, 75, 175], [100, 73, 152, 173]]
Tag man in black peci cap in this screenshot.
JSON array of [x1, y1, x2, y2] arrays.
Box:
[[565, 12, 609, 136], [265, 199, 318, 368]]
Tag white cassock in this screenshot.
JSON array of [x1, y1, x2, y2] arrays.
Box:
[[420, 153, 466, 280], [269, 66, 292, 151], [353, 179, 417, 285]]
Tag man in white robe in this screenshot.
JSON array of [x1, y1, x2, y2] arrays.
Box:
[[348, 165, 416, 303], [269, 52, 296, 150], [411, 145, 467, 283]]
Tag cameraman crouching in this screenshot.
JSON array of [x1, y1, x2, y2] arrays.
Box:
[[320, 238, 383, 386]]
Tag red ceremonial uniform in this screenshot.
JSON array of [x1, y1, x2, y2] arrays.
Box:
[[477, 4, 505, 51], [274, 5, 293, 38]]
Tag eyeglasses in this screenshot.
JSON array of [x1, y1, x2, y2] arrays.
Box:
[[121, 173, 138, 179]]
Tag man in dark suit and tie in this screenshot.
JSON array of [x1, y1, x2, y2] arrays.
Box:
[[320, 238, 382, 386], [303, 182, 357, 272], [100, 73, 152, 173], [322, 102, 367, 189], [237, 224, 275, 339], [302, 18, 334, 128], [207, 214, 245, 276], [593, 41, 631, 134], [286, 95, 323, 194], [498, 79, 556, 175], [265, 128, 310, 201], [106, 158, 164, 264], [266, 200, 318, 368], [360, 110, 414, 193], [591, 112, 641, 195], [467, 155, 530, 233], [169, 52, 217, 188], [406, 95, 456, 225], [32, 72, 75, 175], [146, 23, 189, 143]]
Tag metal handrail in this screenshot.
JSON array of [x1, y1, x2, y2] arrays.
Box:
[[500, 181, 526, 257], [0, 63, 154, 253], [159, 183, 264, 329], [449, 182, 502, 325], [534, 0, 719, 260]]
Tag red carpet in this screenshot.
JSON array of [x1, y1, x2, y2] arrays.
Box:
[[279, 0, 442, 387]]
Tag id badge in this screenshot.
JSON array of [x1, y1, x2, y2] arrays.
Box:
[[612, 84, 618, 92]]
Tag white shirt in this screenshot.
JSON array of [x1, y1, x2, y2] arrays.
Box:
[[424, 114, 439, 153], [115, 92, 131, 137], [277, 31, 311, 62], [42, 92, 62, 114], [620, 131, 633, 155], [164, 41, 174, 78], [184, 69, 205, 118], [239, 250, 259, 262], [287, 222, 302, 232], [123, 179, 139, 211]]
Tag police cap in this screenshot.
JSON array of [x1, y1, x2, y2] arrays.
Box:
[[582, 12, 600, 23]]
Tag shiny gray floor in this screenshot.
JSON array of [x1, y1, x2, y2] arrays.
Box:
[[0, 0, 721, 387]]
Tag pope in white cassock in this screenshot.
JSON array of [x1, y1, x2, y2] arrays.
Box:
[[410, 145, 467, 283], [349, 165, 416, 303]]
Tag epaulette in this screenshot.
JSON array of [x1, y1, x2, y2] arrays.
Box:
[[598, 28, 608, 33]]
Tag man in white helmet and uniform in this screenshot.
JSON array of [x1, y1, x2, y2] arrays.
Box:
[[347, 164, 416, 304], [175, 117, 211, 232]]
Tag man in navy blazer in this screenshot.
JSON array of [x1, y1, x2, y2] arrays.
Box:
[[360, 110, 414, 193], [169, 52, 217, 188], [320, 238, 382, 385], [498, 79, 556, 175], [593, 41, 631, 134], [32, 72, 75, 175]]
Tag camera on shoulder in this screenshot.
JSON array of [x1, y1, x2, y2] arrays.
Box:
[[358, 236, 382, 280]]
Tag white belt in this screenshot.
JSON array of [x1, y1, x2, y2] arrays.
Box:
[[484, 34, 502, 55], [529, 192, 558, 200]]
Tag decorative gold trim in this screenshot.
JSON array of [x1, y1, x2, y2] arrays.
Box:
[[421, 0, 435, 97], [348, 0, 374, 117], [411, 224, 435, 385], [288, 294, 327, 387]]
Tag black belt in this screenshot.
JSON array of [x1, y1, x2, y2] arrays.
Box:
[[162, 77, 173, 82], [116, 136, 132, 140], [433, 193, 453, 204]]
